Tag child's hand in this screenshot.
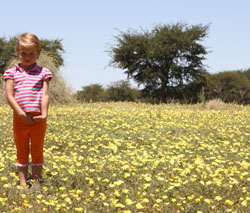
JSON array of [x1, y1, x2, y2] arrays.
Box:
[[20, 113, 34, 125], [33, 114, 47, 122]]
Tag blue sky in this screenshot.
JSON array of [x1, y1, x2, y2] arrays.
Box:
[[1, 0, 249, 91]]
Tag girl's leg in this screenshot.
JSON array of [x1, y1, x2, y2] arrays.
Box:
[[32, 165, 43, 180], [30, 117, 47, 181], [13, 114, 30, 185], [18, 166, 28, 185]]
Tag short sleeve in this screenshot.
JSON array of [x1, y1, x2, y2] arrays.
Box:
[[3, 68, 15, 80], [43, 68, 53, 81]]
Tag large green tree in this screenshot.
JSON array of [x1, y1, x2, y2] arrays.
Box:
[[0, 35, 64, 74], [109, 23, 209, 102]]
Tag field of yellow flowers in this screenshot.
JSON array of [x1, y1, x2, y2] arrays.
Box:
[[0, 102, 250, 212]]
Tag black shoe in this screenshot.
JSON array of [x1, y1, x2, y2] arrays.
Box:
[[26, 180, 33, 189]]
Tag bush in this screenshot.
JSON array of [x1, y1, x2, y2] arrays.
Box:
[[206, 70, 250, 104], [77, 84, 106, 102], [106, 80, 140, 102]]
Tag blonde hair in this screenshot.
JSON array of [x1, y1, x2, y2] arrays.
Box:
[[15, 33, 41, 57]]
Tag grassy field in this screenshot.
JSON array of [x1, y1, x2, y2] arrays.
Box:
[[0, 102, 250, 212]]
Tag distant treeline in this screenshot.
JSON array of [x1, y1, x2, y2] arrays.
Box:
[[77, 68, 250, 104]]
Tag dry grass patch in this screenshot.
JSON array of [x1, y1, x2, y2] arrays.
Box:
[[0, 74, 6, 104], [205, 99, 226, 110]]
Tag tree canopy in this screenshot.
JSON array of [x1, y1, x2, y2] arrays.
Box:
[[109, 23, 209, 102]]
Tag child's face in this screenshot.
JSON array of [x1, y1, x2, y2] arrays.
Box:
[[18, 46, 38, 70]]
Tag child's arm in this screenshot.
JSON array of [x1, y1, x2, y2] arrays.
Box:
[[5, 79, 34, 124], [33, 79, 50, 122]]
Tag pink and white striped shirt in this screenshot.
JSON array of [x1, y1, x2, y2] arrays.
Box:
[[4, 63, 52, 112]]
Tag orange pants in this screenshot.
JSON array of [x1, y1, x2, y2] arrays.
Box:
[[13, 113, 47, 167]]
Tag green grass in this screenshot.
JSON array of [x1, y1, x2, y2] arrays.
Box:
[[0, 102, 250, 212]]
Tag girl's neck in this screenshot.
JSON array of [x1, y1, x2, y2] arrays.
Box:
[[21, 63, 36, 72]]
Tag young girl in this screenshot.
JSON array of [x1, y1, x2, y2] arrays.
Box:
[[4, 33, 52, 186]]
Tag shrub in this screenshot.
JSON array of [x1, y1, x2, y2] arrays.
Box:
[[77, 84, 106, 102], [106, 80, 140, 102], [206, 70, 250, 104]]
